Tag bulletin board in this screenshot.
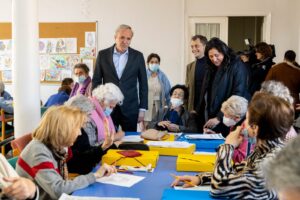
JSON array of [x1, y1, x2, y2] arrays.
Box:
[[0, 22, 97, 83]]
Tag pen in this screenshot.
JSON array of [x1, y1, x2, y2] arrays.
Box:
[[170, 173, 197, 187], [117, 169, 133, 174]]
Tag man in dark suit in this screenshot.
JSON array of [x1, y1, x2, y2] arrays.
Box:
[[92, 24, 148, 131]]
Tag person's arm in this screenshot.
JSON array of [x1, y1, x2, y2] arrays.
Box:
[[2, 177, 38, 200], [92, 51, 103, 90], [137, 53, 148, 110], [0, 100, 13, 114], [178, 112, 198, 133], [161, 72, 171, 105]]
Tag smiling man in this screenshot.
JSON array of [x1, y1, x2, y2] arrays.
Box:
[[92, 24, 148, 132]]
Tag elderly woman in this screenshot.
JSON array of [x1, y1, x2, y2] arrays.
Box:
[[70, 63, 92, 97], [144, 53, 171, 128], [172, 92, 294, 199], [203, 37, 249, 130], [260, 80, 297, 141], [264, 135, 300, 200], [66, 83, 124, 174], [147, 84, 197, 133], [249, 42, 275, 96], [16, 106, 116, 200]]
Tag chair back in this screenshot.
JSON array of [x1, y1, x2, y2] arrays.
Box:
[[11, 133, 32, 156], [0, 109, 14, 154]]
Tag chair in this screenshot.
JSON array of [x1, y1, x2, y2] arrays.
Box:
[[11, 133, 32, 157], [0, 109, 14, 155]]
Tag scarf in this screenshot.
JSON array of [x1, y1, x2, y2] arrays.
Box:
[[70, 76, 91, 97], [90, 97, 116, 142], [51, 147, 69, 180]]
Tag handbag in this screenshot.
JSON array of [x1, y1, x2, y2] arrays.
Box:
[[141, 129, 169, 141]]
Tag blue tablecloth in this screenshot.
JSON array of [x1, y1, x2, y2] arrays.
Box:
[[162, 189, 220, 200]]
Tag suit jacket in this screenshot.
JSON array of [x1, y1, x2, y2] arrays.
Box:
[[92, 45, 148, 117], [185, 61, 196, 112]]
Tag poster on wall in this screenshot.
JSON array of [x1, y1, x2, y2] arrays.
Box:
[[0, 54, 12, 70], [85, 32, 96, 48], [39, 38, 77, 54], [80, 47, 96, 58], [1, 70, 12, 82], [45, 68, 61, 82], [0, 40, 12, 55]]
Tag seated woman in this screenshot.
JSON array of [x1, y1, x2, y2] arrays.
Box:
[[171, 92, 294, 199], [0, 81, 13, 114], [44, 85, 72, 107], [16, 106, 116, 200], [66, 83, 124, 174], [147, 84, 197, 133], [70, 63, 92, 97]]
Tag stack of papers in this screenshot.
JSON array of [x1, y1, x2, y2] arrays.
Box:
[[174, 185, 210, 191], [146, 141, 193, 148], [122, 135, 144, 143], [96, 173, 145, 187], [59, 193, 140, 200], [185, 134, 224, 140]]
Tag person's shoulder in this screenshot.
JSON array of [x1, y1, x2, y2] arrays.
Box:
[[128, 47, 143, 55], [98, 45, 114, 55], [186, 60, 196, 68]]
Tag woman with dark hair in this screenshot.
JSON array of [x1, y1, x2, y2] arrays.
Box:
[[171, 92, 294, 199], [70, 63, 92, 97], [248, 42, 275, 96], [147, 84, 197, 133], [144, 53, 171, 128], [202, 37, 249, 131]]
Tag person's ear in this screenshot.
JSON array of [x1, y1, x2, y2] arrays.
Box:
[[251, 124, 259, 137]]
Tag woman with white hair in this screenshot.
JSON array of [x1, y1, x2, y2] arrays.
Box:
[[204, 95, 248, 136], [0, 81, 13, 114], [260, 80, 297, 141], [66, 83, 124, 174]]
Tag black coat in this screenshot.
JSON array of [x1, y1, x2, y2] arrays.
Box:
[[207, 57, 249, 119], [92, 45, 148, 118]]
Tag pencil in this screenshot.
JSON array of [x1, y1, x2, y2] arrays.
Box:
[[117, 169, 133, 174], [170, 173, 197, 187]]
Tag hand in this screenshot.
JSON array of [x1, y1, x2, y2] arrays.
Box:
[[204, 117, 220, 129], [296, 104, 300, 111], [114, 130, 125, 141], [94, 163, 117, 179], [158, 121, 171, 128], [167, 123, 180, 132], [3, 177, 37, 200], [171, 175, 200, 188], [138, 110, 145, 123], [203, 128, 216, 134], [225, 126, 244, 148], [102, 130, 114, 151]]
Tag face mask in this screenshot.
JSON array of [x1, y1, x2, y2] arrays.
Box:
[[104, 107, 113, 116], [223, 116, 237, 127], [77, 75, 86, 84], [149, 64, 160, 72], [170, 98, 183, 108], [242, 128, 256, 145]]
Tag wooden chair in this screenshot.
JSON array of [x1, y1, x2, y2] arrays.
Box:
[[0, 109, 14, 155], [11, 133, 32, 157]]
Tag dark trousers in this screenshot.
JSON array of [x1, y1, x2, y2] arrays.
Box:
[[111, 106, 138, 132]]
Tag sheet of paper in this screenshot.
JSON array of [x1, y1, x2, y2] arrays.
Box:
[[185, 134, 224, 140], [122, 135, 144, 143], [96, 173, 145, 187], [174, 185, 210, 191], [194, 151, 217, 155], [146, 141, 193, 148], [59, 193, 140, 200]]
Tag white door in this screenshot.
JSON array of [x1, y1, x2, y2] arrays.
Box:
[[187, 17, 228, 62]]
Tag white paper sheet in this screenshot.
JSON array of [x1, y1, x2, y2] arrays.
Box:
[[174, 185, 210, 191], [185, 134, 224, 140], [146, 141, 193, 148], [193, 151, 217, 155], [122, 135, 144, 143], [59, 193, 140, 200], [96, 173, 145, 187]]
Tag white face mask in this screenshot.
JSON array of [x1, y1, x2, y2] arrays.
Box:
[[223, 116, 237, 127], [170, 98, 183, 108]]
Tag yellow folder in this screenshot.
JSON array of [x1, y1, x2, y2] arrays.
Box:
[[176, 154, 216, 172]]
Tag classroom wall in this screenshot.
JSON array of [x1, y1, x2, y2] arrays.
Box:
[[0, 0, 299, 103]]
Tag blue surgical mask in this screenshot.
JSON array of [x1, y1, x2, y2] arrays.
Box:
[[242, 128, 256, 145], [149, 64, 160, 72], [104, 107, 113, 116], [170, 98, 183, 108], [78, 75, 86, 84]]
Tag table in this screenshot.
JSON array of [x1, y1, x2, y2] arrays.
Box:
[[72, 132, 221, 200]]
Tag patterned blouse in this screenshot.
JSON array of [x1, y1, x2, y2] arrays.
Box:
[[198, 140, 284, 199]]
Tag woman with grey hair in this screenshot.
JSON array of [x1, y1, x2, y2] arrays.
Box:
[[0, 81, 13, 114], [260, 80, 297, 141], [204, 95, 248, 137], [264, 135, 300, 200], [66, 83, 124, 174]]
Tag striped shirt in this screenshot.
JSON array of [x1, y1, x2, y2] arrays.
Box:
[[210, 141, 284, 199]]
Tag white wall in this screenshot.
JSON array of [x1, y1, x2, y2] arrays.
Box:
[[0, 0, 299, 103]]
